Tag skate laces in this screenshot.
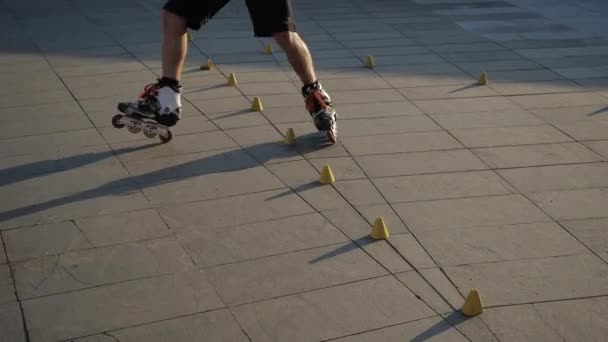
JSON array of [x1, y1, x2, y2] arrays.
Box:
[[138, 82, 160, 100], [305, 90, 328, 114]]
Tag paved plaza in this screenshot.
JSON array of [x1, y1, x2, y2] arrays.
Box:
[[1, 0, 608, 340]]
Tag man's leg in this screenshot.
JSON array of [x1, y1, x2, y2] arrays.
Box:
[[118, 0, 230, 127], [273, 31, 338, 142], [273, 31, 316, 85], [161, 10, 188, 81]]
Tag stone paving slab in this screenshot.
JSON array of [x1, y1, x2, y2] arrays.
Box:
[[3, 0, 608, 340]]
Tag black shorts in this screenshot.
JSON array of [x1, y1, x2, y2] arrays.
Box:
[[163, 0, 296, 37]]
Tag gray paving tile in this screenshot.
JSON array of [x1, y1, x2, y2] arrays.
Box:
[[2, 222, 92, 261], [111, 131, 238, 162], [331, 116, 442, 137], [12, 237, 194, 299], [444, 254, 608, 306], [450, 125, 573, 148], [394, 195, 550, 232], [334, 179, 387, 206], [482, 305, 563, 342], [390, 234, 436, 269], [207, 243, 386, 306], [499, 163, 608, 193], [396, 271, 454, 314], [0, 129, 106, 158], [330, 89, 406, 104], [530, 105, 608, 124], [0, 234, 5, 264], [554, 120, 608, 140], [158, 189, 314, 233], [490, 80, 585, 96], [225, 125, 303, 164], [322, 207, 412, 273], [530, 188, 608, 221], [142, 166, 284, 206], [331, 316, 468, 341], [414, 96, 520, 114], [308, 157, 366, 180], [0, 113, 92, 139], [533, 297, 608, 342], [472, 142, 604, 168], [0, 302, 26, 342], [22, 270, 224, 342], [333, 101, 423, 119], [384, 73, 474, 88], [74, 209, 170, 247], [440, 50, 524, 62], [356, 149, 488, 178], [374, 170, 513, 203], [341, 131, 462, 156], [0, 184, 151, 231], [455, 59, 541, 74], [561, 218, 608, 254], [355, 203, 410, 236], [178, 213, 347, 267], [233, 276, 435, 342], [430, 109, 545, 129], [479, 69, 565, 83], [0, 264, 15, 304], [509, 92, 608, 109], [398, 84, 499, 100], [266, 160, 350, 211], [584, 140, 608, 159], [110, 309, 250, 342], [418, 222, 587, 267]]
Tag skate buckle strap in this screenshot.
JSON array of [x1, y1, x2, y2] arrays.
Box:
[[139, 83, 159, 100], [305, 91, 328, 114]]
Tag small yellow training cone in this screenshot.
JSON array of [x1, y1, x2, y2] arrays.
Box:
[[320, 165, 336, 185], [200, 59, 214, 70], [187, 31, 193, 41], [461, 288, 484, 317], [284, 128, 296, 145], [264, 43, 273, 55], [366, 55, 375, 68], [228, 72, 238, 86], [252, 97, 264, 112], [370, 217, 389, 240], [478, 71, 488, 85]]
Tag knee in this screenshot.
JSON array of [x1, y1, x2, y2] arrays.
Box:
[[273, 31, 299, 49], [162, 10, 187, 35]]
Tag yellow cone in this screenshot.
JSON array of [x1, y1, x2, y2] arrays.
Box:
[[284, 128, 296, 145], [252, 97, 264, 112], [320, 165, 336, 184], [187, 31, 193, 41], [200, 59, 214, 70], [366, 55, 375, 68], [478, 71, 488, 85], [264, 43, 273, 55], [370, 217, 389, 240], [228, 72, 238, 86], [461, 288, 483, 316]]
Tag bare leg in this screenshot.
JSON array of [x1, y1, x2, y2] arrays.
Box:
[[273, 31, 316, 85], [161, 10, 188, 81]]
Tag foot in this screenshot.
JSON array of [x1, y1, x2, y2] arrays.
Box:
[[118, 79, 182, 127], [302, 81, 337, 143]]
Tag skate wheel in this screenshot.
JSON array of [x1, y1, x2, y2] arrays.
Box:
[[326, 130, 337, 144], [128, 125, 142, 134], [112, 114, 125, 129], [143, 125, 158, 139], [159, 130, 173, 144]]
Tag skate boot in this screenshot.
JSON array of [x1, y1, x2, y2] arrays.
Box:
[[117, 78, 182, 127], [112, 78, 182, 143], [302, 81, 337, 144]]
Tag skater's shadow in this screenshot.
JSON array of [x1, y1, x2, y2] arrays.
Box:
[[309, 237, 374, 264], [0, 144, 157, 187], [0, 138, 333, 223]]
